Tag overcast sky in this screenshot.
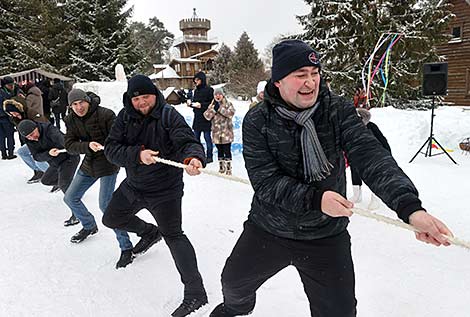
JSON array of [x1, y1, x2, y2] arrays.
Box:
[[126, 0, 310, 55]]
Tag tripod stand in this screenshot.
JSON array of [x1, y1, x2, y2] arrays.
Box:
[[409, 96, 457, 164]]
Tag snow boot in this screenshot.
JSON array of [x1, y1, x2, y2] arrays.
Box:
[[206, 156, 213, 164], [349, 185, 362, 203], [368, 193, 380, 210], [50, 185, 61, 193], [64, 214, 80, 227], [218, 160, 226, 174], [209, 303, 246, 317], [225, 159, 232, 176], [172, 296, 208, 317], [70, 226, 98, 243], [115, 250, 134, 269], [27, 170, 44, 184], [132, 226, 162, 255]]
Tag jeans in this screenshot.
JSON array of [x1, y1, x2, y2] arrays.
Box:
[[194, 130, 213, 159], [64, 170, 132, 251], [219, 221, 356, 316], [103, 187, 206, 299], [17, 144, 49, 172]]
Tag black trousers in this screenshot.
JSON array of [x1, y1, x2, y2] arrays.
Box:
[[41, 156, 80, 193], [103, 186, 206, 299], [220, 221, 356, 317], [350, 167, 362, 186], [215, 143, 232, 160]]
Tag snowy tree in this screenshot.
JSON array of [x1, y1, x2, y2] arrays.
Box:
[[297, 0, 452, 103], [129, 17, 174, 74], [209, 43, 232, 85], [228, 32, 266, 98]]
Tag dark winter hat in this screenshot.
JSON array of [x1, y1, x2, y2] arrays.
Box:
[[2, 76, 14, 85], [127, 74, 157, 98], [68, 88, 90, 106], [18, 119, 37, 137], [271, 39, 321, 82]]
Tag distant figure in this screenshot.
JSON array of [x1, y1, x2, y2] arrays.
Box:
[[353, 86, 366, 108], [189, 71, 214, 163], [0, 76, 21, 159], [115, 64, 127, 82], [249, 80, 267, 109], [48, 78, 68, 130], [204, 88, 235, 175], [348, 108, 391, 210], [37, 79, 52, 123]]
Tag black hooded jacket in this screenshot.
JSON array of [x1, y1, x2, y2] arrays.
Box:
[[191, 72, 213, 131], [64, 92, 119, 178], [25, 122, 78, 167], [242, 79, 423, 240], [104, 87, 206, 202]]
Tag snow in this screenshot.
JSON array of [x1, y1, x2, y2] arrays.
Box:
[[2, 82, 470, 316], [149, 66, 181, 79]]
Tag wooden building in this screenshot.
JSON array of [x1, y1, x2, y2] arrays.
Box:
[[437, 0, 470, 106]]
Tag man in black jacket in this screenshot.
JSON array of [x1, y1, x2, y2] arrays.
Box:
[[209, 40, 453, 317], [103, 75, 208, 317], [63, 89, 134, 269], [189, 71, 214, 163], [18, 119, 80, 226]]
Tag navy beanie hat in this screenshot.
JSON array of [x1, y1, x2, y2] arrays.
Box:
[[127, 74, 157, 97], [18, 119, 37, 137], [271, 39, 321, 82]]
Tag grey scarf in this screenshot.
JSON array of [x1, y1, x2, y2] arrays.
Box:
[[274, 103, 333, 182]]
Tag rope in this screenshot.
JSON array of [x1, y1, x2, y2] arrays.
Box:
[[153, 156, 470, 250], [152, 156, 251, 185]]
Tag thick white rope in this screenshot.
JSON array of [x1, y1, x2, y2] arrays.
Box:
[[154, 156, 470, 250]]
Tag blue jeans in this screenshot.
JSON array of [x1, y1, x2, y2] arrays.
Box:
[[17, 144, 49, 172], [64, 170, 132, 251], [194, 130, 213, 159]]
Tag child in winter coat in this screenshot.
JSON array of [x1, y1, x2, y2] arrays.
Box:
[[349, 108, 391, 209], [203, 88, 235, 175]]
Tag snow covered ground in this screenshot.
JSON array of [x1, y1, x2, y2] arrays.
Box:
[[1, 82, 470, 316]]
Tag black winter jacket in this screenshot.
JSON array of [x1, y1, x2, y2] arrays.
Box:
[[191, 72, 213, 131], [104, 87, 206, 202], [49, 82, 68, 114], [243, 80, 423, 240], [64, 93, 119, 178], [26, 122, 78, 167]]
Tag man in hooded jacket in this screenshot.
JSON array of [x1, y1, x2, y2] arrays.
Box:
[[103, 75, 208, 317]]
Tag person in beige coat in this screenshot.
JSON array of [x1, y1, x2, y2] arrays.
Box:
[[24, 82, 46, 122], [203, 88, 235, 175]]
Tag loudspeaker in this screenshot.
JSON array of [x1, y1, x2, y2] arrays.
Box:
[[422, 62, 448, 96]]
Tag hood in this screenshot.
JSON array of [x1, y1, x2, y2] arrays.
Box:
[[27, 86, 42, 97], [193, 71, 207, 88]]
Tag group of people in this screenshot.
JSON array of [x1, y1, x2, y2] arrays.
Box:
[[3, 39, 455, 317]]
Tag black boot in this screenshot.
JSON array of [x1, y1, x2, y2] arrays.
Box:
[[209, 303, 243, 317], [172, 297, 208, 317], [115, 250, 134, 269], [6, 154, 17, 160], [132, 226, 162, 255], [50, 185, 61, 193], [206, 156, 213, 164], [27, 170, 44, 184], [70, 226, 98, 243], [64, 214, 80, 227]]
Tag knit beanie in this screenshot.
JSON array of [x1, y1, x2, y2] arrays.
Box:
[[2, 76, 14, 85], [213, 87, 224, 95], [271, 40, 321, 82], [257, 81, 267, 95], [18, 119, 37, 137], [127, 74, 157, 97], [68, 89, 90, 106]]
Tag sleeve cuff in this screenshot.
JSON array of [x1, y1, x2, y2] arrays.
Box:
[[397, 200, 426, 223]]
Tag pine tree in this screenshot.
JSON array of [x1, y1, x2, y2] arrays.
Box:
[[297, 0, 452, 103], [228, 32, 265, 98], [210, 43, 232, 85], [129, 17, 174, 74]]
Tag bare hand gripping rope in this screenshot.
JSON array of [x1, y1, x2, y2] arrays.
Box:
[[153, 156, 470, 250]]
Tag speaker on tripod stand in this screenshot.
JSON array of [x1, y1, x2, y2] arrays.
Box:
[[409, 62, 457, 164]]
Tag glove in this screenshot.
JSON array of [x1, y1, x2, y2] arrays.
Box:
[[213, 102, 220, 112]]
